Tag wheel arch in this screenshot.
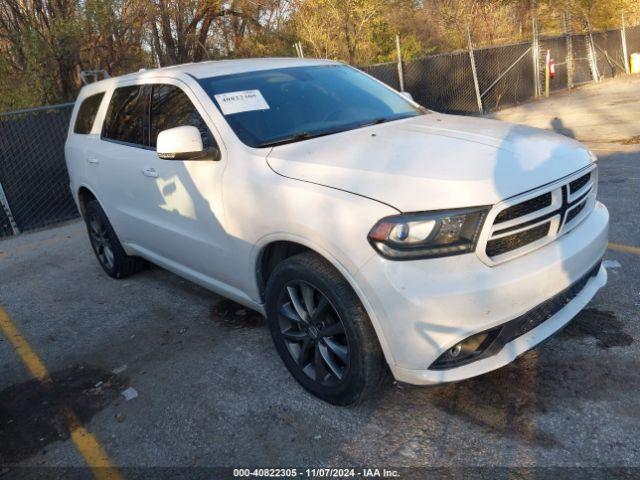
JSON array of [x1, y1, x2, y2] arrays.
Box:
[[256, 240, 311, 301], [76, 185, 100, 219], [254, 236, 396, 367]]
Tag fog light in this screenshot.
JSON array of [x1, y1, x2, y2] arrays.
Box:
[[448, 343, 462, 358], [429, 327, 501, 370]]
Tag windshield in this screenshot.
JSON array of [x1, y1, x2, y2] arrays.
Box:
[[198, 64, 425, 148]]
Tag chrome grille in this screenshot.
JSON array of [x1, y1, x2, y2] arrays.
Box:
[[478, 166, 598, 265], [486, 222, 550, 257], [565, 199, 587, 224], [494, 192, 552, 224], [569, 173, 591, 194]]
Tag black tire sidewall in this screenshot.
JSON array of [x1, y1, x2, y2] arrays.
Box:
[[265, 254, 376, 406], [84, 200, 129, 278]]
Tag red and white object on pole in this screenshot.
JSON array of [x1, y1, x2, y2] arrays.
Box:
[[544, 49, 551, 97]]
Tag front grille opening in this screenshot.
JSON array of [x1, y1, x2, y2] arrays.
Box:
[[495, 192, 552, 224], [501, 260, 601, 343], [569, 173, 591, 194], [486, 222, 550, 257], [565, 200, 587, 224], [483, 169, 597, 264]]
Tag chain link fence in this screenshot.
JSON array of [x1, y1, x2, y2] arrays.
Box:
[[362, 23, 640, 114], [0, 104, 78, 238], [566, 34, 593, 85], [629, 25, 640, 52], [0, 22, 639, 239], [592, 30, 625, 78], [360, 62, 401, 91], [403, 50, 478, 114], [474, 41, 535, 111]]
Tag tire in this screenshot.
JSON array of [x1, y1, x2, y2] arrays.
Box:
[[265, 252, 386, 405], [84, 199, 144, 279]]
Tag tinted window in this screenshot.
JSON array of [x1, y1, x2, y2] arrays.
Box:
[[150, 84, 214, 149], [102, 86, 146, 146], [198, 65, 424, 147], [74, 93, 104, 134]]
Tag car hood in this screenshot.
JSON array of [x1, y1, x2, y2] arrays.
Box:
[[265, 113, 594, 212]]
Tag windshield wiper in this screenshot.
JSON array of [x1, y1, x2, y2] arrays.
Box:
[[256, 132, 316, 148], [256, 127, 354, 148], [255, 117, 400, 148], [359, 117, 389, 128]]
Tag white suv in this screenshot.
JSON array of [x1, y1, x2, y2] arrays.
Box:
[[65, 58, 608, 405]]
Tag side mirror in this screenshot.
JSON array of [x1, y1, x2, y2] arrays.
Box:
[[157, 126, 220, 161], [400, 91, 414, 101]]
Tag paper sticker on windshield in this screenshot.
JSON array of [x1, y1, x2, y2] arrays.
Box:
[[214, 90, 270, 115]]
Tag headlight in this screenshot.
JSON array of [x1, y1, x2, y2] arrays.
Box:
[[367, 207, 490, 260]]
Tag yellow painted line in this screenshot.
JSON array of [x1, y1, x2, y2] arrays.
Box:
[[0, 307, 51, 383], [608, 242, 640, 256], [0, 305, 122, 480], [65, 409, 123, 479]]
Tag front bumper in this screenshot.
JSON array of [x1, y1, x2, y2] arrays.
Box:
[[355, 201, 609, 385]]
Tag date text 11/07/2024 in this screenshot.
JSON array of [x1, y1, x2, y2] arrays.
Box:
[[232, 468, 400, 478]]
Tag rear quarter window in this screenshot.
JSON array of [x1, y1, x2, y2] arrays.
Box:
[[73, 93, 105, 134]]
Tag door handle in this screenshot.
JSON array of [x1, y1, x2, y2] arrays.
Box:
[[142, 167, 159, 178], [86, 157, 100, 165]]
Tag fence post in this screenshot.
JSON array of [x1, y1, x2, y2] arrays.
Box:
[[564, 12, 574, 89], [396, 34, 405, 92], [621, 13, 630, 74], [466, 25, 483, 113], [0, 181, 20, 235], [586, 17, 600, 82], [532, 16, 541, 97]]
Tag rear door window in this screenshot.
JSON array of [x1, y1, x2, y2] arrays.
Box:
[[74, 93, 105, 134], [102, 85, 147, 146], [150, 84, 214, 149]]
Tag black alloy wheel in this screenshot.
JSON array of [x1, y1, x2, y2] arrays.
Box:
[[87, 210, 116, 271], [265, 252, 386, 405], [277, 280, 350, 386]]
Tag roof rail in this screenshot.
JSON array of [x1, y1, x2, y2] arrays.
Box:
[[80, 70, 111, 85]]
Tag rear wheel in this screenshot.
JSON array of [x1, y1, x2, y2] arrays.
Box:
[[84, 199, 144, 279], [265, 252, 386, 405]]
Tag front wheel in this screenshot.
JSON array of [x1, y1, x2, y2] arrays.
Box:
[[265, 252, 386, 405]]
